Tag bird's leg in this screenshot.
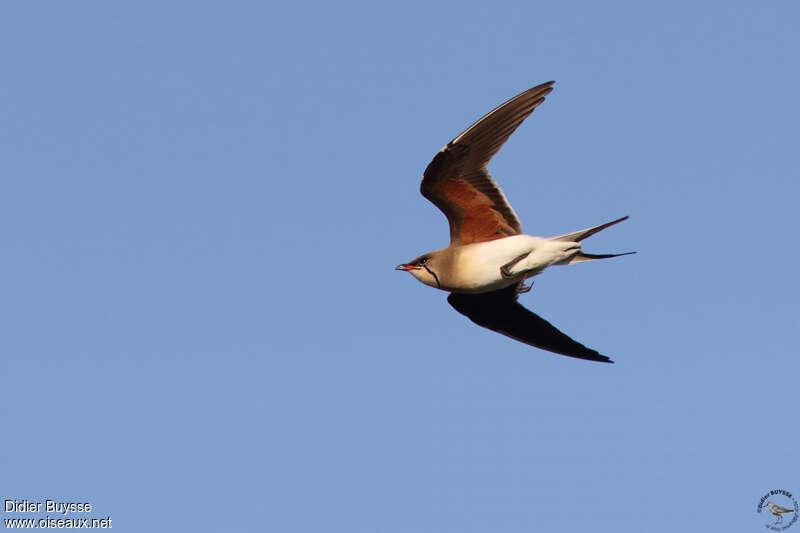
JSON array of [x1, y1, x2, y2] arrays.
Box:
[[500, 253, 531, 279], [517, 282, 533, 294], [516, 273, 535, 294]]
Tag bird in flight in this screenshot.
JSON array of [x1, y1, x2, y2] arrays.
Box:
[[396, 81, 633, 363]]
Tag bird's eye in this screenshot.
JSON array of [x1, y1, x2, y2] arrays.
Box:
[[419, 258, 428, 265]]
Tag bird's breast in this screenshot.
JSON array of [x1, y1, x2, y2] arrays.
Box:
[[449, 235, 546, 292]]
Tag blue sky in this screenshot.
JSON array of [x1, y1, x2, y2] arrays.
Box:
[[2, 1, 798, 531]]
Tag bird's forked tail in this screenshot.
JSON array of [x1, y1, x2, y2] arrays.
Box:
[[549, 215, 635, 264]]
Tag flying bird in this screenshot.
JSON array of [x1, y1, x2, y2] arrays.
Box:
[[396, 81, 633, 363]]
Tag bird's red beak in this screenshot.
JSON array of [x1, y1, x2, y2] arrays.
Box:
[[395, 264, 419, 271]]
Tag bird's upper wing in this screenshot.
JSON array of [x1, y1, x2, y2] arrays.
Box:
[[447, 283, 613, 363], [421, 81, 554, 245]]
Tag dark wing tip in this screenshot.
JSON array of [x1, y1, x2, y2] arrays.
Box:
[[535, 80, 556, 95]]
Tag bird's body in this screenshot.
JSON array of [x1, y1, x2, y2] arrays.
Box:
[[407, 235, 579, 293], [396, 81, 633, 362], [767, 502, 795, 524]]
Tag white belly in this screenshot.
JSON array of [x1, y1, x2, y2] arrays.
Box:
[[452, 235, 578, 293]]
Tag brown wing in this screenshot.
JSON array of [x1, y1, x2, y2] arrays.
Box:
[[447, 283, 613, 363], [421, 81, 555, 245]]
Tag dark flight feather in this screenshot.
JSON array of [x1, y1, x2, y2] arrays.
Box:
[[447, 283, 613, 363], [421, 81, 554, 245]]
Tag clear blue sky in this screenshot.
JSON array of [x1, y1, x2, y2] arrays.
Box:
[[2, 1, 798, 531]]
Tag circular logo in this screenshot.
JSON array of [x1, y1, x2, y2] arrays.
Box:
[[758, 490, 799, 531]]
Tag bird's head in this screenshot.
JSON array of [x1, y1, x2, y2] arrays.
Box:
[[396, 251, 442, 289]]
